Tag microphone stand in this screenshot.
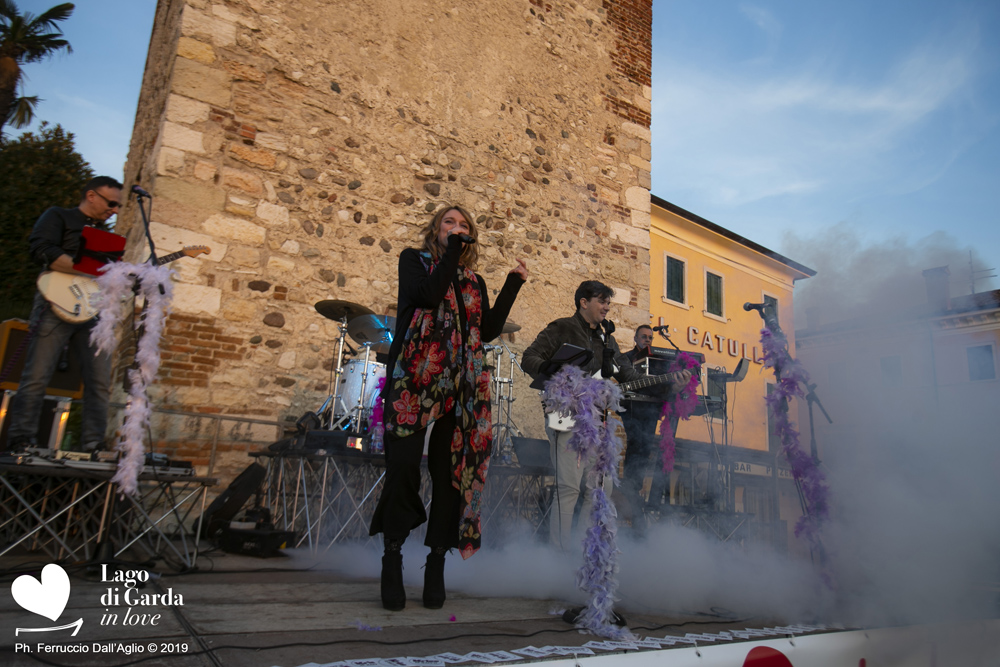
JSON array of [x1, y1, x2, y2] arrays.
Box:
[[804, 382, 833, 462], [133, 189, 159, 266], [749, 303, 827, 568], [655, 327, 683, 354]]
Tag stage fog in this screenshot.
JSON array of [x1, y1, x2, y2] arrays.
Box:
[[310, 226, 998, 629]]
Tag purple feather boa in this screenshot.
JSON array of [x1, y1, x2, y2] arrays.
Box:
[[759, 328, 831, 554], [543, 366, 633, 640]]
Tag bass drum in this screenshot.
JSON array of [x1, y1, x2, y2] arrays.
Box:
[[337, 360, 386, 416]]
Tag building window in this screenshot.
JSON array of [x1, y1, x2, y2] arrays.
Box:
[[763, 294, 778, 313], [665, 255, 685, 305], [967, 345, 996, 381], [880, 355, 902, 386], [706, 271, 723, 317]]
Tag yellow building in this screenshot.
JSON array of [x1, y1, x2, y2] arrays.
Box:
[[644, 196, 815, 550]]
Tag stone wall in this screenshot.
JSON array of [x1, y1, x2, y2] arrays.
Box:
[[117, 0, 654, 477]]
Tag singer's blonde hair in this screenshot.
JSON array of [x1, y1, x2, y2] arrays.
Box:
[[420, 205, 479, 269]]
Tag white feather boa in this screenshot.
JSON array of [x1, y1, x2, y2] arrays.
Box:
[[90, 262, 174, 496]]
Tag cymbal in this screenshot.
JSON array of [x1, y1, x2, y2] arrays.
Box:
[[347, 313, 396, 354], [315, 300, 373, 321], [501, 321, 521, 334]]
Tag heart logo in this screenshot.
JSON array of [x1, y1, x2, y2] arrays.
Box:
[[11, 564, 71, 622]]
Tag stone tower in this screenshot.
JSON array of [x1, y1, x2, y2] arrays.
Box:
[[118, 0, 653, 476]]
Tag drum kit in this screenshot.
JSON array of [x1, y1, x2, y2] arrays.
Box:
[[312, 299, 525, 460]]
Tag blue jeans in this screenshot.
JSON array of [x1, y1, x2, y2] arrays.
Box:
[[8, 294, 112, 448]]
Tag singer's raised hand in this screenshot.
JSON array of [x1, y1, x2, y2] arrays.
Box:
[[509, 258, 528, 281]]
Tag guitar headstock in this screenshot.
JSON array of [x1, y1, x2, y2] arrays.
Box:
[[180, 245, 211, 258]]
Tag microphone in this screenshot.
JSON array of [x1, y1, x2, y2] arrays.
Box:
[[457, 233, 475, 244], [652, 325, 669, 332], [131, 184, 152, 198], [743, 302, 765, 313]]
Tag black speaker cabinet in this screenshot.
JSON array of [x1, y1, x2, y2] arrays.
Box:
[[0, 319, 84, 399]]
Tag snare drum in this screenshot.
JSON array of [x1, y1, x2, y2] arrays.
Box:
[[338, 360, 386, 415]]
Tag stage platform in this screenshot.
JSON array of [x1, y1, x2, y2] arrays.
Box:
[[2, 548, 998, 667]]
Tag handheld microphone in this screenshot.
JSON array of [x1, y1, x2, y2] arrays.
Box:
[[743, 302, 765, 313], [457, 233, 476, 244], [131, 184, 152, 198]]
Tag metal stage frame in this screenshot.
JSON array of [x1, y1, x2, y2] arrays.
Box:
[[0, 462, 216, 569], [250, 449, 554, 553]]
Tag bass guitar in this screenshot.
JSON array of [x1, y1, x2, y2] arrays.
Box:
[[37, 246, 210, 324]]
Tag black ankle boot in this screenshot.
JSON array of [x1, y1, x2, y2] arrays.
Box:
[[381, 539, 406, 611], [423, 548, 447, 609]]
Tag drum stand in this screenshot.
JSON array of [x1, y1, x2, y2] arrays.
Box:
[[316, 318, 351, 430], [329, 343, 376, 433], [487, 339, 524, 463]]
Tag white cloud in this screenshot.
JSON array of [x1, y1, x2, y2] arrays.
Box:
[[653, 19, 982, 210]]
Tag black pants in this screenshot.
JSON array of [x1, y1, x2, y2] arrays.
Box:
[[369, 410, 460, 548], [620, 402, 676, 530]]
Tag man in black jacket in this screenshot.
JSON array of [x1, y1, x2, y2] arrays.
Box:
[[6, 176, 122, 452], [523, 281, 689, 549], [619, 325, 677, 536]]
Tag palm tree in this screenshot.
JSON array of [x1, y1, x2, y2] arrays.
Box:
[[0, 1, 74, 136]]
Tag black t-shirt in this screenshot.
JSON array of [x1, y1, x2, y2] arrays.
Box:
[[28, 206, 97, 270]]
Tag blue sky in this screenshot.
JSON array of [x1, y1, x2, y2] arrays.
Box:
[[12, 0, 156, 183], [653, 0, 1000, 293], [9, 0, 999, 292]]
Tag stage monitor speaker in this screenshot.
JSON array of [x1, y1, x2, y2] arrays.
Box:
[[0, 395, 67, 450], [198, 463, 267, 539], [0, 319, 84, 399], [217, 527, 295, 558]]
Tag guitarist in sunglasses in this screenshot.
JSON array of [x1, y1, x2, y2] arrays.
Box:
[[522, 281, 691, 550], [6, 177, 122, 453]]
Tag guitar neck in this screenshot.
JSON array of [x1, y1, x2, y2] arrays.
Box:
[[155, 250, 186, 266], [620, 373, 673, 393]]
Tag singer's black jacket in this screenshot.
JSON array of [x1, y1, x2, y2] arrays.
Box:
[[383, 237, 524, 401]]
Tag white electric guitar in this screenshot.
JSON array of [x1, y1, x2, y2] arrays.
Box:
[[37, 246, 210, 324], [546, 371, 683, 432]]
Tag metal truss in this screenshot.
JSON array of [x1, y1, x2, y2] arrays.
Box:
[[0, 463, 213, 569]]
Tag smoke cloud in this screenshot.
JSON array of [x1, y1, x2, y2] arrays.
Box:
[[314, 227, 998, 629]]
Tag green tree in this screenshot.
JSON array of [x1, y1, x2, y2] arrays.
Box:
[[0, 122, 93, 319], [0, 1, 74, 135]]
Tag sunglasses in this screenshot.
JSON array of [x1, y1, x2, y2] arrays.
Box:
[[92, 190, 121, 209]]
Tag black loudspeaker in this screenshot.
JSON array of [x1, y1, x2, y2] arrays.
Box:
[[731, 358, 750, 382], [0, 396, 66, 450], [0, 320, 84, 398], [216, 527, 295, 557], [198, 463, 267, 539]]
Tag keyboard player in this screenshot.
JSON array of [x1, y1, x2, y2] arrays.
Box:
[[620, 325, 685, 537]]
